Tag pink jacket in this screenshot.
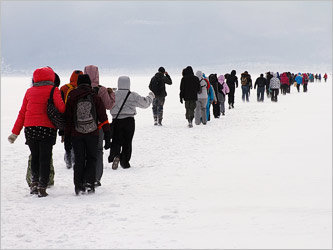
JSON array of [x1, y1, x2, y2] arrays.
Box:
[[218, 75, 230, 95], [84, 65, 115, 110]]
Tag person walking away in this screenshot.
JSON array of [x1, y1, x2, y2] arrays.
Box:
[[240, 71, 252, 102], [180, 66, 201, 128], [254, 74, 267, 102], [280, 72, 289, 95], [217, 74, 229, 115], [318, 73, 322, 82], [194, 70, 208, 125], [108, 76, 154, 169], [324, 73, 328, 82], [59, 70, 83, 169], [265, 72, 273, 97], [206, 78, 217, 121], [65, 74, 111, 195], [226, 70, 238, 109], [295, 73, 303, 92], [84, 65, 115, 187], [8, 67, 65, 197], [269, 72, 281, 102], [209, 74, 220, 118], [302, 73, 309, 92], [149, 67, 172, 126]]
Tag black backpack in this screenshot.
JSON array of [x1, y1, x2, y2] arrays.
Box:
[[74, 94, 98, 134], [47, 86, 66, 130], [149, 76, 162, 95]]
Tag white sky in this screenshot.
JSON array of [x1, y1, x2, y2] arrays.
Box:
[[1, 1, 332, 71]]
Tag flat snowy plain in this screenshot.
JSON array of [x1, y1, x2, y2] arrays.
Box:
[[1, 71, 332, 249]]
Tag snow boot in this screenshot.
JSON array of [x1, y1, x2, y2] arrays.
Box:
[[30, 182, 38, 195], [120, 160, 131, 169], [37, 187, 48, 198], [188, 119, 193, 128], [75, 186, 86, 195], [112, 156, 120, 170], [154, 117, 158, 126], [94, 180, 101, 187], [64, 151, 72, 169], [158, 118, 162, 126], [85, 183, 95, 194], [229, 104, 232, 109]]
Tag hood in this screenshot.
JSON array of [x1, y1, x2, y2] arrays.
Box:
[[196, 70, 203, 79], [217, 75, 225, 84], [33, 67, 55, 83], [231, 70, 236, 76], [272, 72, 277, 77], [183, 66, 194, 76], [69, 70, 83, 87], [118, 76, 131, 90], [84, 65, 99, 87]]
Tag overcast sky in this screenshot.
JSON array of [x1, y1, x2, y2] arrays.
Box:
[[1, 1, 332, 72]]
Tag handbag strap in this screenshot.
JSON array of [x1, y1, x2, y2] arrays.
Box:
[[49, 85, 56, 103], [115, 91, 131, 119]]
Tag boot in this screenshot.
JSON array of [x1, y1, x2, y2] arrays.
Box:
[[85, 183, 95, 194], [64, 151, 72, 169], [154, 117, 158, 126], [229, 104, 232, 109], [188, 119, 193, 128], [158, 118, 162, 126], [30, 182, 38, 195], [37, 187, 48, 198], [75, 185, 86, 195], [112, 156, 120, 170]]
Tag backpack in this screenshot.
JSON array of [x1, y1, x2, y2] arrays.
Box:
[[149, 76, 162, 95], [241, 76, 248, 86], [74, 94, 98, 134], [64, 83, 76, 104], [47, 86, 66, 130]]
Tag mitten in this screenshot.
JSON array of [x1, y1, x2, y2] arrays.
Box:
[[8, 134, 18, 144], [104, 130, 111, 150]]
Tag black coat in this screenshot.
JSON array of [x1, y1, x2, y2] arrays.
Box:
[[226, 72, 238, 89], [149, 72, 172, 97], [180, 66, 200, 101], [254, 76, 267, 88]]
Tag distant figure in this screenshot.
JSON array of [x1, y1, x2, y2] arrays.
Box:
[[217, 74, 229, 115], [254, 74, 267, 102], [269, 72, 281, 102], [149, 67, 172, 126], [280, 72, 289, 95], [295, 73, 303, 92], [302, 73, 309, 92], [108, 76, 154, 170], [265, 72, 273, 97], [226, 70, 238, 109], [318, 73, 322, 81], [240, 71, 252, 102], [194, 70, 208, 125], [209, 74, 220, 118], [324, 73, 328, 82], [180, 66, 201, 128]]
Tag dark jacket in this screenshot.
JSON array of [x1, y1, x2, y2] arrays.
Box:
[[180, 66, 201, 101], [226, 70, 238, 89], [65, 84, 110, 137], [209, 74, 219, 95], [149, 72, 172, 97], [254, 76, 268, 88]]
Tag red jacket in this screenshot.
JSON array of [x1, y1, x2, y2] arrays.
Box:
[[280, 73, 290, 85], [12, 85, 65, 135]]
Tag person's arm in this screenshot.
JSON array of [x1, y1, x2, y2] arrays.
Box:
[[163, 73, 172, 85], [134, 92, 155, 109], [54, 87, 66, 113], [12, 92, 28, 135]]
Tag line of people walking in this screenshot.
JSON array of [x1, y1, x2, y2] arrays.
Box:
[[8, 65, 327, 197]]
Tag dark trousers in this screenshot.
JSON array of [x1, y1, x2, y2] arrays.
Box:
[[257, 86, 265, 102], [72, 135, 99, 188], [228, 87, 235, 105], [152, 97, 165, 120], [281, 84, 288, 95], [271, 89, 279, 102], [109, 117, 135, 165], [27, 141, 53, 188], [303, 83, 308, 92], [212, 101, 220, 117], [296, 84, 300, 92], [287, 85, 291, 93], [184, 100, 196, 121]]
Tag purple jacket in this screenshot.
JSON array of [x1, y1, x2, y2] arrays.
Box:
[[84, 65, 115, 110], [218, 75, 230, 95]]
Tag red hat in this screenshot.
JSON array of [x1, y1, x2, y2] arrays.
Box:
[[33, 67, 55, 83]]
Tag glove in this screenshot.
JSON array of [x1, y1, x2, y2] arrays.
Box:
[[180, 98, 183, 104], [8, 133, 18, 144], [149, 91, 155, 99], [104, 130, 111, 150]]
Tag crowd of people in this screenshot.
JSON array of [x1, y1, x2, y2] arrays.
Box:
[[7, 65, 328, 197]]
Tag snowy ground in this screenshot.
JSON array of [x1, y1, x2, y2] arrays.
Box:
[[1, 72, 332, 249]]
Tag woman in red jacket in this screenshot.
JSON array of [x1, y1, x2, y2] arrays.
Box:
[[8, 67, 65, 197]]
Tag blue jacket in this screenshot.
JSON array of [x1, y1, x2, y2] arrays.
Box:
[[295, 75, 303, 85]]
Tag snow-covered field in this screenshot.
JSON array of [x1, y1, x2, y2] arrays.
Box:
[[1, 72, 332, 249]]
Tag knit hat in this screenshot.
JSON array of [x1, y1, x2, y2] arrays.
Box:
[[158, 67, 165, 73], [77, 74, 91, 86], [33, 67, 55, 83]]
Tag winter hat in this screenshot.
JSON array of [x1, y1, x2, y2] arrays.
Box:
[[195, 70, 203, 79], [118, 76, 131, 90], [33, 67, 55, 83], [158, 67, 165, 73], [77, 74, 91, 86]]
